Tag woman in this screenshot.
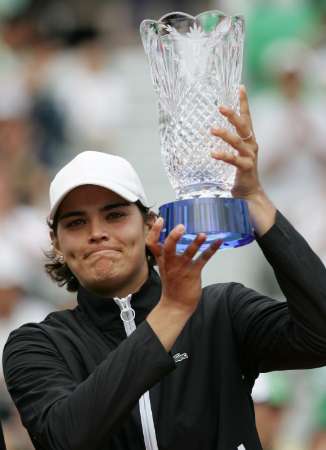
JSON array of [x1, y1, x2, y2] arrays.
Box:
[[3, 87, 326, 450]]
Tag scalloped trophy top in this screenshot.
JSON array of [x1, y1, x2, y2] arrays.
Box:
[[140, 11, 245, 199], [140, 10, 244, 48]]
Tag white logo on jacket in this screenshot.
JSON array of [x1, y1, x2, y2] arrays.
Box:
[[173, 352, 188, 363]]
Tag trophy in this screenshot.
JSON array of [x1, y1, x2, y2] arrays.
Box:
[[140, 11, 254, 252]]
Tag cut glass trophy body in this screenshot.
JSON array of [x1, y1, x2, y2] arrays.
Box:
[[140, 11, 255, 252]]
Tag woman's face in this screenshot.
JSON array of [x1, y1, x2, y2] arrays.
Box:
[[52, 185, 150, 297]]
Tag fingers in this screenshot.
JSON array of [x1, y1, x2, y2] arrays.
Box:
[[211, 127, 254, 157], [196, 239, 223, 269], [211, 149, 255, 171], [211, 86, 258, 162], [147, 219, 221, 267], [210, 124, 256, 171], [182, 233, 207, 260], [219, 105, 251, 141], [216, 85, 255, 143], [163, 223, 185, 258], [239, 84, 254, 130], [146, 217, 164, 258]]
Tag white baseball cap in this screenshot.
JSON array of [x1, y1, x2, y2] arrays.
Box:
[[48, 151, 149, 224]]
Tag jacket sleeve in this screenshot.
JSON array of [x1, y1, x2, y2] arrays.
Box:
[[228, 210, 326, 374], [3, 320, 175, 450]]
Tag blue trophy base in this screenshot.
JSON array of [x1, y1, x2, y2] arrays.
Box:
[[159, 197, 255, 253]]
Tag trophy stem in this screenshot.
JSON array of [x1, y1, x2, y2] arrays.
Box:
[[159, 197, 254, 253]]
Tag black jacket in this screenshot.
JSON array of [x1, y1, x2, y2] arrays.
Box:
[[3, 211, 326, 450]]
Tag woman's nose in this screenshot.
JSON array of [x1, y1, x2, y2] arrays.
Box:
[[88, 217, 109, 242]]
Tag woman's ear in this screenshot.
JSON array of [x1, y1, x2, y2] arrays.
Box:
[[50, 231, 65, 263], [50, 230, 60, 253]]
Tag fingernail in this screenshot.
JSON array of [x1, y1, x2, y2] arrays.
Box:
[[177, 224, 185, 234], [211, 127, 221, 133], [156, 217, 164, 226], [211, 150, 223, 157], [219, 105, 228, 113]]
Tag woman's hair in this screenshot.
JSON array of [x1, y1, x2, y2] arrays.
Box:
[[44, 201, 157, 292]]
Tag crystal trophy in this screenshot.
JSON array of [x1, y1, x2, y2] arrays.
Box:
[[140, 11, 254, 252]]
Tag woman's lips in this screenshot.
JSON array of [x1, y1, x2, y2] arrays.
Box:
[[84, 247, 121, 259]]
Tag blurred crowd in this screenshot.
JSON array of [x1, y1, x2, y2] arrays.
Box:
[[0, 0, 325, 448]]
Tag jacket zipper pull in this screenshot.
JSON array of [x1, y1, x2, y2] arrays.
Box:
[[113, 294, 136, 336]]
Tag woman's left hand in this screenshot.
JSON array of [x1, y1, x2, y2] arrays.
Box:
[[210, 85, 262, 200], [211, 85, 277, 236]]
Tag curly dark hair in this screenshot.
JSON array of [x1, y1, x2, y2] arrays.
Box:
[[44, 201, 157, 292]]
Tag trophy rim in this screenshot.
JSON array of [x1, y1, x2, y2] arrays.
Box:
[[139, 10, 244, 27], [139, 10, 244, 40]]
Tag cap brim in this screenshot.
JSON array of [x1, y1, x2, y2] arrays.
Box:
[[49, 179, 140, 223]]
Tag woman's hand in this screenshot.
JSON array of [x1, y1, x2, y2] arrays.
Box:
[[210, 85, 261, 199], [211, 85, 277, 236], [146, 218, 222, 313], [145, 218, 222, 350]]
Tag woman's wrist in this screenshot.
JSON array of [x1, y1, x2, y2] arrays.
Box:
[[246, 188, 277, 237]]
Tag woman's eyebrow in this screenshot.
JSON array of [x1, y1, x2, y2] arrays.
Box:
[[58, 202, 131, 223], [100, 202, 131, 212], [57, 210, 85, 222]]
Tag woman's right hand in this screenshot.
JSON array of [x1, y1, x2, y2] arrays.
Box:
[[146, 218, 222, 350], [146, 218, 222, 314]]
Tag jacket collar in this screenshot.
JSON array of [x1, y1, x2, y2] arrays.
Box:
[[76, 268, 161, 331]]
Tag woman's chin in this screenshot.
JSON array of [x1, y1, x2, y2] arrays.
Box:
[[83, 267, 125, 296]]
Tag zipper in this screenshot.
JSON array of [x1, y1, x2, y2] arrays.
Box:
[[114, 295, 159, 450]]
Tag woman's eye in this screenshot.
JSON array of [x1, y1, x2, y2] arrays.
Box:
[[66, 218, 85, 228], [106, 211, 126, 220]]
